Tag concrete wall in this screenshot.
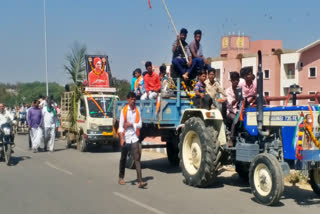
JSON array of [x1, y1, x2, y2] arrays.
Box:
[[298, 44, 320, 104]]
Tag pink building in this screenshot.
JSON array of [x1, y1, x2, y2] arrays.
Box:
[[209, 35, 320, 105]]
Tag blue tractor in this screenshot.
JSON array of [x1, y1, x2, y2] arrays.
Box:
[[115, 51, 320, 205]]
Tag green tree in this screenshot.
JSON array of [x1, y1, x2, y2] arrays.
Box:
[[64, 42, 87, 85]]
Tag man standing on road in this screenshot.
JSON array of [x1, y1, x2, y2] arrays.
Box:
[[42, 99, 57, 152], [26, 101, 34, 150], [27, 100, 43, 153], [118, 92, 147, 188]]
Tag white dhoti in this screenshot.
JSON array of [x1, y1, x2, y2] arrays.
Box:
[[30, 127, 43, 150], [44, 127, 56, 151], [141, 92, 157, 100]]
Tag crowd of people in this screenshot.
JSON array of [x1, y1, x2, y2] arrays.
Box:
[[0, 96, 61, 153]]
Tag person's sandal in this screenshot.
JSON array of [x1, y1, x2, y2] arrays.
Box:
[[118, 179, 125, 185], [138, 182, 148, 189]]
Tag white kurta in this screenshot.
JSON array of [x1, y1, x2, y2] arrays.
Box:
[[42, 107, 57, 151]]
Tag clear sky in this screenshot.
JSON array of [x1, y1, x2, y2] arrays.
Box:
[[1, 0, 319, 84]]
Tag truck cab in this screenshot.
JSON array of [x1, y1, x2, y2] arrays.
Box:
[[62, 87, 119, 152]]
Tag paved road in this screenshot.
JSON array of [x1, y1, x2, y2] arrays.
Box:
[[0, 135, 319, 214]]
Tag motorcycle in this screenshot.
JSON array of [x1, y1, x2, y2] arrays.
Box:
[[0, 122, 15, 165]]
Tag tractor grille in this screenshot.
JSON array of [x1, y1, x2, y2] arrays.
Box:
[[98, 126, 113, 132]]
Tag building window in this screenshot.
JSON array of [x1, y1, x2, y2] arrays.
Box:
[[309, 91, 316, 102], [264, 70, 270, 79], [284, 63, 295, 79], [309, 67, 317, 78], [264, 91, 270, 97]]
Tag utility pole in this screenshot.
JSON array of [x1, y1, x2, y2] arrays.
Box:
[[43, 0, 49, 96]]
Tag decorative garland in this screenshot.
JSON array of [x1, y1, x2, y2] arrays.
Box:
[[181, 81, 195, 99], [295, 122, 304, 160], [305, 122, 320, 149]]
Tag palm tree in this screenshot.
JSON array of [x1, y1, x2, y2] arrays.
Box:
[[64, 42, 87, 85]]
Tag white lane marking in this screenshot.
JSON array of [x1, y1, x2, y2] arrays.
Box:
[[113, 192, 167, 214], [45, 161, 73, 176]]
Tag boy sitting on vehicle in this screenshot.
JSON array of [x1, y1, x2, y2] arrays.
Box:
[[193, 70, 212, 110], [238, 66, 257, 106], [141, 61, 161, 100], [132, 68, 145, 100]]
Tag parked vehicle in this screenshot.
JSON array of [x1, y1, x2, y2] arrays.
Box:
[[115, 51, 320, 205], [0, 123, 14, 165]]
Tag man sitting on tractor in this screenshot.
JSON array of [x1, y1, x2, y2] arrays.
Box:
[[238, 66, 257, 106], [205, 68, 227, 110], [141, 61, 161, 100], [171, 28, 192, 78], [193, 70, 212, 109], [183, 30, 211, 80]]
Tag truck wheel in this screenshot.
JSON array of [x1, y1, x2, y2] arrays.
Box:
[[309, 168, 320, 196], [66, 134, 72, 149], [249, 153, 284, 206], [166, 141, 179, 166], [179, 117, 220, 187], [126, 151, 135, 169], [77, 135, 87, 152], [235, 161, 249, 181]]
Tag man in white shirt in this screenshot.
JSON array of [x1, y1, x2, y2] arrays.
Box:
[[0, 103, 14, 126], [118, 92, 147, 188], [42, 99, 57, 152], [0, 103, 15, 150]]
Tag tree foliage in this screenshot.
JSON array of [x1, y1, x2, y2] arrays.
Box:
[[64, 42, 87, 85], [0, 82, 64, 107]]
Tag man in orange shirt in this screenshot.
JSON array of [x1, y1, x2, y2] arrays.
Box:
[[141, 61, 161, 100], [88, 57, 109, 87]]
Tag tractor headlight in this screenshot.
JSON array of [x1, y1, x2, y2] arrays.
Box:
[[205, 112, 215, 119], [3, 127, 11, 135]]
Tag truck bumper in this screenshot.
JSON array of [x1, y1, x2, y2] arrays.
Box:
[[86, 130, 115, 143]]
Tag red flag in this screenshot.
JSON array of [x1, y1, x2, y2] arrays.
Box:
[[148, 0, 151, 9]]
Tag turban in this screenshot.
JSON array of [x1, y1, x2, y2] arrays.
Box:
[[94, 57, 101, 66]]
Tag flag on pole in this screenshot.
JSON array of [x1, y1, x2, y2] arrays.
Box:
[[148, 0, 151, 9]]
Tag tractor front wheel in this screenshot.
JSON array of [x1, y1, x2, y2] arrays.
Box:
[[309, 168, 320, 196], [249, 153, 284, 206]]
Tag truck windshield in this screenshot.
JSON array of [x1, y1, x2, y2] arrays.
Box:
[[87, 97, 113, 118]]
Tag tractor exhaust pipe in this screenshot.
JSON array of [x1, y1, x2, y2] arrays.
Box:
[[257, 50, 269, 136]]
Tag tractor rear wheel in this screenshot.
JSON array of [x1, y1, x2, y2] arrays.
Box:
[[309, 168, 320, 196], [179, 117, 220, 187], [249, 153, 284, 206]]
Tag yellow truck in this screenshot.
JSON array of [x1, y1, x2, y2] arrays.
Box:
[[61, 87, 119, 152]]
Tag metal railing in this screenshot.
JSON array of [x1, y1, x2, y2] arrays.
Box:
[[265, 92, 320, 105]]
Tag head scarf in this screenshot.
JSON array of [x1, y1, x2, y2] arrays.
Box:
[[94, 57, 102, 67]]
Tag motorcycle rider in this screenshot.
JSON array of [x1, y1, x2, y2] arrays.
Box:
[[0, 103, 15, 150]]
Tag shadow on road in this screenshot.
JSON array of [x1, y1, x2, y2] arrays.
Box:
[[142, 158, 181, 174], [212, 172, 320, 207], [126, 176, 154, 185], [66, 145, 120, 154], [9, 155, 31, 166]]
